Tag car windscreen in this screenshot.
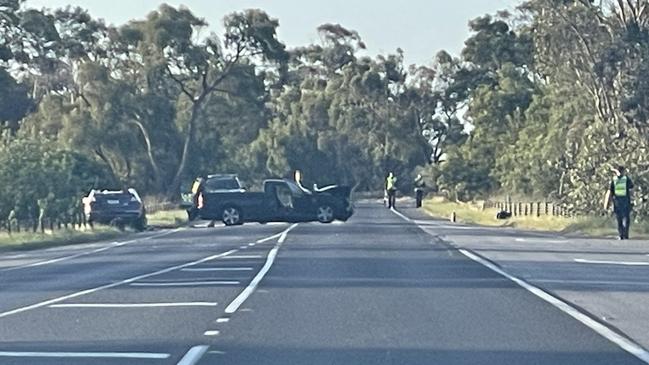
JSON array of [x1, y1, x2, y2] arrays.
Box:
[[204, 178, 241, 192]]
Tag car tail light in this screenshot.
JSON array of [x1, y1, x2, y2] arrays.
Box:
[[198, 193, 204, 209]]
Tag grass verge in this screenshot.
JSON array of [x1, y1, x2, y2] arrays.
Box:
[[422, 198, 649, 238], [0, 226, 125, 252], [147, 209, 188, 228]]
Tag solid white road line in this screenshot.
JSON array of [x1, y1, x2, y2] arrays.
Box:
[[0, 351, 170, 359], [574, 258, 649, 266], [390, 208, 649, 364], [131, 281, 239, 287], [224, 223, 298, 314], [176, 345, 209, 365], [0, 249, 237, 319], [460, 249, 649, 364], [181, 267, 253, 272], [0, 229, 182, 273], [49, 302, 218, 308], [256, 232, 285, 243], [390, 208, 412, 222]]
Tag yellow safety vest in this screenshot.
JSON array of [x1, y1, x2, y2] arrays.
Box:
[[614, 176, 628, 197], [386, 176, 397, 190]]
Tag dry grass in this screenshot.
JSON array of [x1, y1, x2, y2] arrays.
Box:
[[422, 199, 648, 238]]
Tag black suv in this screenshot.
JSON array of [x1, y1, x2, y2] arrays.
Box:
[[83, 189, 147, 230]]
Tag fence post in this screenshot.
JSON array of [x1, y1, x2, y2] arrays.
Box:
[[524, 204, 528, 216]]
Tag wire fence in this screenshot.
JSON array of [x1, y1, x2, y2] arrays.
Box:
[[485, 200, 575, 218]]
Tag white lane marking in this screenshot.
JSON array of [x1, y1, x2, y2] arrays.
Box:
[[0, 229, 182, 273], [131, 281, 239, 287], [182, 267, 253, 272], [392, 207, 649, 364], [225, 255, 261, 259], [574, 258, 649, 266], [239, 245, 248, 249], [390, 208, 412, 222], [176, 345, 209, 365], [0, 249, 237, 319], [224, 223, 298, 314], [208, 350, 226, 355], [204, 330, 220, 336], [248, 243, 256, 246], [459, 249, 649, 364], [0, 351, 170, 359], [49, 302, 218, 308], [515, 238, 525, 242], [256, 232, 284, 243], [216, 318, 229, 323], [533, 279, 649, 287]]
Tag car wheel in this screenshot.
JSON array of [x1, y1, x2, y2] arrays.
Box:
[[222, 206, 242, 226], [316, 205, 334, 224], [132, 216, 147, 231]]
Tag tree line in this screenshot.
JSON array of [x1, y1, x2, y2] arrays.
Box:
[[1, 0, 648, 222]]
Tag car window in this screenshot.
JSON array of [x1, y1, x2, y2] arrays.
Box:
[[204, 178, 241, 192]]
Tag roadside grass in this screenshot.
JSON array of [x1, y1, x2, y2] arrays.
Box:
[[147, 209, 188, 228], [0, 226, 125, 252], [422, 198, 649, 238]]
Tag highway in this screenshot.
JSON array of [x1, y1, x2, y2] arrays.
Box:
[[0, 202, 648, 364]]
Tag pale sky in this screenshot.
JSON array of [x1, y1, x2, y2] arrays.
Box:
[[27, 0, 521, 66]]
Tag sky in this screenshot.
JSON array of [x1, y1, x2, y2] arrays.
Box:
[[26, 0, 521, 66]]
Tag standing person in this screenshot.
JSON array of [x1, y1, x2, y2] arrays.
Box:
[[386, 172, 398, 209], [414, 174, 426, 208], [606, 165, 634, 240]]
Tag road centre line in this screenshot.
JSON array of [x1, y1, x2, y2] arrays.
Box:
[[216, 318, 229, 323], [0, 228, 182, 273], [0, 226, 292, 319], [390, 208, 413, 222], [0, 249, 237, 319], [574, 258, 649, 266], [390, 208, 649, 364], [0, 351, 170, 359], [204, 330, 220, 336], [131, 281, 240, 287], [224, 223, 298, 314], [176, 346, 209, 365], [225, 255, 262, 259], [49, 302, 218, 308], [182, 267, 253, 272]]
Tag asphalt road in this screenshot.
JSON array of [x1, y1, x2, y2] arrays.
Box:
[[0, 202, 647, 364]]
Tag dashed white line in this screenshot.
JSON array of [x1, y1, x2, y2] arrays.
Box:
[[224, 224, 298, 314], [574, 258, 649, 266], [215, 318, 229, 323], [131, 281, 240, 287], [49, 302, 218, 308], [0, 351, 170, 359], [204, 330, 220, 336], [181, 267, 253, 272], [533, 279, 649, 287], [0, 249, 238, 319], [225, 255, 262, 259], [176, 345, 209, 365]]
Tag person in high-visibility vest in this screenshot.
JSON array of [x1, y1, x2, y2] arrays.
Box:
[[605, 165, 634, 239], [386, 172, 398, 209], [414, 174, 426, 208]]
